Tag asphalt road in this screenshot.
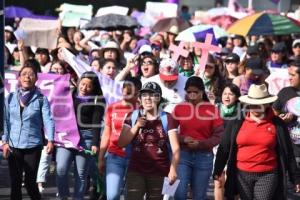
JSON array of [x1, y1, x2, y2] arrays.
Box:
[[0, 156, 300, 200]]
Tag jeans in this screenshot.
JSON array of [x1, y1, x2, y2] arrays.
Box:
[[36, 146, 52, 183], [175, 150, 214, 200], [56, 129, 93, 199], [106, 152, 129, 200], [126, 171, 164, 200]]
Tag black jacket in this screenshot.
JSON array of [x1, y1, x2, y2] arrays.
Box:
[[72, 91, 106, 146], [213, 116, 300, 200]]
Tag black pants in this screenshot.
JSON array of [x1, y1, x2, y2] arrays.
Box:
[[237, 169, 278, 200], [8, 146, 42, 200]]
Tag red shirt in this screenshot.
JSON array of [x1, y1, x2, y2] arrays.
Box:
[[173, 102, 223, 150], [106, 101, 135, 157], [124, 112, 178, 176], [236, 111, 277, 172]]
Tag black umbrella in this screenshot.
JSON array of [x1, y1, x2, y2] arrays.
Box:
[[83, 14, 139, 31]]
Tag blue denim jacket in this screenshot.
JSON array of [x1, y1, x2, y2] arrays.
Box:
[[3, 89, 55, 149]]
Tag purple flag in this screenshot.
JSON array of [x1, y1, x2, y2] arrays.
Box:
[[61, 48, 123, 104], [193, 28, 218, 45], [5, 72, 80, 149]]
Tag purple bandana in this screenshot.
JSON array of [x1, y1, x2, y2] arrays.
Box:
[[18, 87, 36, 106], [75, 95, 95, 103]]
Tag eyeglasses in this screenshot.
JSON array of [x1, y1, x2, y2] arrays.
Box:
[[141, 92, 160, 98], [142, 61, 154, 66], [20, 72, 36, 78]]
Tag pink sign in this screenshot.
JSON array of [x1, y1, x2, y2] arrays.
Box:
[[169, 41, 189, 62], [193, 33, 221, 71]]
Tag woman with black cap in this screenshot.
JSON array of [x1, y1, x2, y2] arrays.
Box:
[[118, 82, 180, 200]]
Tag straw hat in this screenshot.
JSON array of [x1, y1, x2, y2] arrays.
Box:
[[99, 40, 122, 58], [239, 84, 277, 105], [167, 25, 179, 35]]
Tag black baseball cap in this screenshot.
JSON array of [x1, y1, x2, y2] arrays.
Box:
[[272, 42, 286, 53], [140, 82, 162, 96], [245, 57, 265, 75], [225, 53, 240, 63]]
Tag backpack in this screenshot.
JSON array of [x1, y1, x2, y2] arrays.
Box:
[[7, 92, 47, 145], [125, 109, 171, 159]]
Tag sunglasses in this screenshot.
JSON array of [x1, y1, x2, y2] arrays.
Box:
[[293, 44, 300, 48], [151, 45, 161, 51]]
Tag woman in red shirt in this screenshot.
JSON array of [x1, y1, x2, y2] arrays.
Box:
[[98, 77, 141, 200], [213, 84, 300, 200], [173, 76, 224, 200]]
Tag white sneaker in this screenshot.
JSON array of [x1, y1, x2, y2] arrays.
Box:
[[38, 185, 44, 193]]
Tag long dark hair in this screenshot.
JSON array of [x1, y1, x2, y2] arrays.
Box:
[[207, 54, 226, 99], [184, 76, 209, 102]]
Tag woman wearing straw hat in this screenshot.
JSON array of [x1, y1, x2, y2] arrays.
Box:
[[213, 84, 300, 200]]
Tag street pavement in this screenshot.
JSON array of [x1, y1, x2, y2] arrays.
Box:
[[0, 157, 300, 200]]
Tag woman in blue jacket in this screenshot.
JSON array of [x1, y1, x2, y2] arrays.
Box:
[[2, 61, 55, 200]]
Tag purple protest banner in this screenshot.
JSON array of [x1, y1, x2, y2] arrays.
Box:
[[61, 47, 123, 104], [4, 72, 80, 149]]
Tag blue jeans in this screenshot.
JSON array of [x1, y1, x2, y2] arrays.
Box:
[[56, 129, 93, 199], [175, 150, 214, 200], [106, 152, 129, 200]]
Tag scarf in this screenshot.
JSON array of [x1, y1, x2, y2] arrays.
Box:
[[179, 67, 194, 77], [76, 95, 95, 103], [18, 87, 36, 106], [220, 104, 237, 118], [202, 74, 212, 91]]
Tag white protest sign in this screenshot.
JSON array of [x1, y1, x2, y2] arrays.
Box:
[[18, 18, 60, 49], [265, 68, 290, 95], [96, 6, 129, 17], [145, 2, 178, 22]]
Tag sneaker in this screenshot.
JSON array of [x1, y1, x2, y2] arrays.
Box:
[[38, 183, 44, 193]]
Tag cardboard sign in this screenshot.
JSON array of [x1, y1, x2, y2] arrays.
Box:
[[18, 18, 60, 49], [145, 2, 178, 22], [96, 6, 129, 17]]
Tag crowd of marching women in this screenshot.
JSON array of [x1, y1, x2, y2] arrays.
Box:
[[2, 3, 300, 200]]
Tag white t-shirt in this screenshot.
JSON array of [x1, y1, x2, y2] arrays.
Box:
[[144, 74, 188, 113]]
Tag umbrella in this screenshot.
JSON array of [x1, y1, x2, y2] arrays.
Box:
[[83, 14, 139, 31], [5, 6, 33, 18], [175, 25, 228, 42], [227, 11, 300, 36], [152, 17, 191, 33]]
